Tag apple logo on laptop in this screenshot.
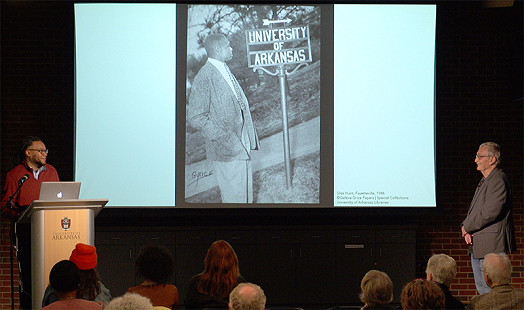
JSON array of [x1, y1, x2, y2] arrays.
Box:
[[57, 192, 63, 199]]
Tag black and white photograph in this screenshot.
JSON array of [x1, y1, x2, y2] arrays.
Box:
[[184, 4, 322, 204]]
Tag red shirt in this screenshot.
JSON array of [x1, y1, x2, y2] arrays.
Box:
[[1, 162, 59, 216], [41, 299, 102, 310]]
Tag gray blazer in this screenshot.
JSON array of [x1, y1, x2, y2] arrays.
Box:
[[188, 61, 259, 162], [462, 167, 517, 258]]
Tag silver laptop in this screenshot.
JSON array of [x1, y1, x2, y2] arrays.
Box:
[[39, 182, 81, 200]]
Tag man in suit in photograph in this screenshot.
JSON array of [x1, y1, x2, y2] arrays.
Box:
[[188, 33, 259, 203], [461, 142, 516, 295]]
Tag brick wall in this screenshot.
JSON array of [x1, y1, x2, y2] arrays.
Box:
[[424, 1, 524, 303], [1, 1, 522, 309], [1, 0, 75, 181], [1, 1, 74, 308]]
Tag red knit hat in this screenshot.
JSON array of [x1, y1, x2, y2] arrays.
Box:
[[69, 243, 97, 270]]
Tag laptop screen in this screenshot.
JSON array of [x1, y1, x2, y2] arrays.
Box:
[[39, 182, 81, 200]]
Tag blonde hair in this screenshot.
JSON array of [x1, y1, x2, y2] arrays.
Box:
[[359, 270, 394, 306], [426, 254, 457, 286]]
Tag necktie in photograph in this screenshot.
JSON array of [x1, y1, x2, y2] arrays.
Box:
[[224, 63, 257, 149], [224, 63, 246, 111]]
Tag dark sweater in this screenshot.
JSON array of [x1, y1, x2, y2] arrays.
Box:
[[184, 275, 245, 309], [438, 283, 465, 310]]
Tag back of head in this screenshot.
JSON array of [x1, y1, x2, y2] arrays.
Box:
[[136, 245, 174, 284], [106, 293, 154, 310], [70, 243, 98, 270], [483, 253, 512, 285], [426, 254, 457, 287], [49, 260, 80, 294], [229, 283, 266, 310], [204, 240, 239, 273], [19, 136, 42, 163], [401, 279, 445, 310], [70, 243, 101, 300], [359, 270, 393, 307], [199, 240, 240, 298]]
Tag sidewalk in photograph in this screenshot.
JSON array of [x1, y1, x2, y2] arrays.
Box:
[[185, 116, 320, 198]]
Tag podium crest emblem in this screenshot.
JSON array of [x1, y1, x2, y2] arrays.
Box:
[[61, 217, 71, 231]]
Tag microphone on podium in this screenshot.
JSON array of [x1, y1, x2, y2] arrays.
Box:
[[1, 174, 31, 216], [18, 174, 30, 185]]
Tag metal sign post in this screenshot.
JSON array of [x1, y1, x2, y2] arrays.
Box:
[[246, 21, 312, 188], [278, 65, 292, 187]]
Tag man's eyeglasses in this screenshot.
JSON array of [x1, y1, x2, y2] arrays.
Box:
[[475, 154, 492, 158], [28, 149, 49, 154]]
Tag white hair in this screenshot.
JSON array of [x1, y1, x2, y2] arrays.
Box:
[[105, 293, 154, 310], [229, 283, 266, 310], [479, 142, 501, 165], [483, 253, 512, 285], [426, 254, 457, 286]]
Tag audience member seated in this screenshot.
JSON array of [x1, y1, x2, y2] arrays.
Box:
[[42, 243, 112, 308], [425, 254, 464, 309], [466, 253, 524, 310], [359, 270, 394, 310], [400, 279, 445, 310], [229, 283, 266, 310], [41, 260, 102, 309], [185, 240, 246, 308], [105, 293, 154, 310], [128, 245, 179, 309]]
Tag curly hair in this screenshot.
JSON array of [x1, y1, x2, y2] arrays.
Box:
[[135, 246, 174, 285], [401, 279, 445, 310], [106, 293, 153, 310], [197, 240, 241, 299], [49, 260, 80, 293]]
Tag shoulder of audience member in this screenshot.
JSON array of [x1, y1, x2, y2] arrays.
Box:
[[95, 281, 113, 304]]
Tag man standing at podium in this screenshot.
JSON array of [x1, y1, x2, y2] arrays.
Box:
[[2, 136, 60, 214], [1, 136, 60, 309]]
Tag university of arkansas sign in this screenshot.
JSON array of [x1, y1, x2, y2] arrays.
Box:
[[246, 25, 312, 67]]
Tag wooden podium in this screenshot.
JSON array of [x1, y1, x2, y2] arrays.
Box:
[[18, 199, 107, 309]]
